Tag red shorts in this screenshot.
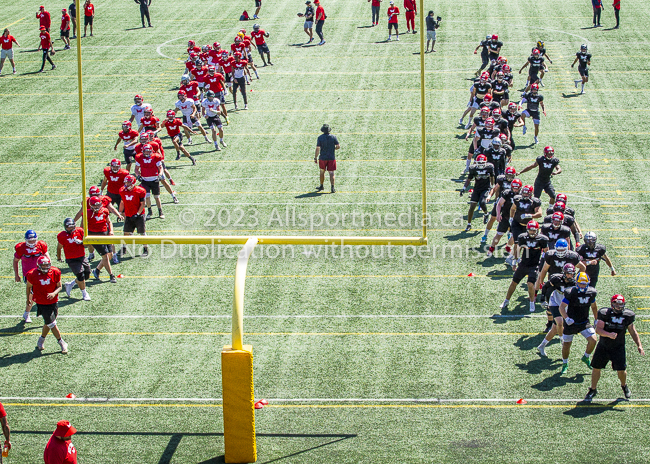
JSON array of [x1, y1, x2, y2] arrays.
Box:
[[319, 159, 336, 171]]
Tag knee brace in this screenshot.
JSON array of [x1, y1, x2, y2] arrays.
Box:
[[47, 320, 57, 329], [145, 192, 151, 199]]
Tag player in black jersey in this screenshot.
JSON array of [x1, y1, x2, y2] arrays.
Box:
[[519, 145, 561, 204], [500, 221, 548, 313], [549, 193, 583, 242], [584, 294, 645, 402], [508, 185, 542, 266], [540, 213, 572, 250], [459, 81, 478, 128], [473, 35, 491, 76], [571, 44, 591, 94], [576, 231, 616, 288], [486, 34, 502, 61], [558, 272, 598, 374], [483, 137, 506, 177], [483, 169, 516, 247], [471, 73, 492, 110], [501, 64, 514, 91], [460, 155, 494, 232], [519, 83, 546, 144], [504, 102, 522, 148], [463, 106, 490, 173], [489, 56, 507, 78], [519, 48, 547, 91], [537, 263, 576, 356], [490, 108, 509, 138], [498, 133, 513, 164], [535, 40, 553, 85], [547, 201, 581, 247], [473, 118, 500, 157], [490, 72, 509, 106], [479, 94, 500, 112]]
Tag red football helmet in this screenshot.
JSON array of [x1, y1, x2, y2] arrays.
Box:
[[122, 121, 132, 131], [188, 40, 196, 47], [234, 52, 242, 58], [508, 102, 517, 111], [480, 71, 490, 81], [544, 146, 555, 158], [143, 144, 153, 157], [110, 159, 121, 172], [499, 133, 508, 144], [492, 108, 502, 118], [485, 118, 495, 130], [522, 185, 533, 198], [177, 90, 187, 99], [134, 94, 143, 104], [213, 42, 221, 49], [480, 107, 490, 117], [505, 166, 516, 180], [553, 201, 566, 213], [611, 294, 626, 311], [37, 255, 51, 273], [527, 220, 540, 236], [144, 107, 153, 115], [476, 154, 488, 168], [166, 110, 176, 119], [511, 178, 522, 192], [552, 212, 564, 227], [532, 48, 540, 57], [556, 193, 567, 203], [502, 64, 511, 73], [491, 34, 499, 41], [208, 65, 216, 72], [124, 175, 137, 190], [189, 52, 197, 59], [89, 196, 102, 211], [146, 130, 155, 141], [483, 94, 493, 102], [139, 133, 149, 143], [496, 71, 505, 80], [531, 83, 539, 92], [89, 186, 100, 196]]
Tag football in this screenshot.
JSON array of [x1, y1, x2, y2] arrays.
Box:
[[50, 50, 56, 55]]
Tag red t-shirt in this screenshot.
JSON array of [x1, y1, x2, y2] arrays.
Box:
[[140, 116, 159, 130], [219, 56, 234, 73], [231, 42, 246, 54], [14, 241, 48, 275], [208, 49, 221, 63], [103, 167, 129, 195], [86, 195, 111, 209], [199, 52, 209, 62], [181, 81, 200, 100], [119, 185, 146, 217], [57, 228, 85, 260], [387, 6, 399, 22], [87, 207, 110, 233], [26, 267, 62, 305], [163, 118, 183, 137], [251, 30, 266, 45], [187, 45, 200, 55], [185, 60, 195, 74], [192, 66, 208, 83], [84, 3, 94, 16], [371, 0, 381, 6], [0, 402, 6, 418], [37, 11, 51, 28], [44, 435, 78, 464], [40, 31, 51, 49], [1, 34, 18, 50], [135, 152, 163, 178], [613, 0, 620, 9], [204, 73, 225, 92], [148, 138, 165, 158], [315, 6, 325, 21], [118, 129, 139, 146], [61, 13, 70, 31]]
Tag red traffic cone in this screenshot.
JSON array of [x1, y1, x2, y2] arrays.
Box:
[[65, 393, 76, 399], [516, 398, 527, 404], [254, 400, 264, 409], [117, 274, 124, 278], [469, 189, 473, 193], [467, 272, 475, 277], [260, 399, 268, 405]]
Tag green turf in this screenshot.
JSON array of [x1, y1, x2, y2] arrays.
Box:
[[1, 0, 650, 462]]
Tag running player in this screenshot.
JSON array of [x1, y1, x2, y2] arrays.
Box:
[[519, 83, 546, 144], [231, 52, 249, 110], [547, 193, 583, 243], [473, 117, 499, 157], [14, 230, 49, 323], [191, 59, 208, 100], [503, 102, 522, 148], [101, 159, 129, 208], [518, 48, 546, 91], [180, 75, 201, 103], [535, 40, 553, 84], [138, 107, 159, 133], [56, 218, 91, 301], [218, 50, 235, 95], [201, 91, 228, 151], [162, 110, 197, 162], [490, 71, 509, 107], [460, 154, 494, 232], [114, 121, 139, 172], [536, 263, 576, 356], [558, 271, 598, 374], [203, 65, 229, 122], [473, 35, 491, 76], [251, 24, 272, 66], [482, 166, 516, 244], [118, 175, 149, 257], [483, 137, 506, 177], [87, 196, 116, 283], [486, 34, 502, 62], [519, 146, 561, 205], [134, 144, 164, 220], [175, 90, 209, 144], [577, 231, 616, 288], [507, 185, 542, 267], [584, 295, 645, 402], [571, 44, 591, 94], [129, 94, 151, 129], [127, 132, 179, 204]]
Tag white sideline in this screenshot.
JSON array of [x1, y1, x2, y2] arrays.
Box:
[[1, 314, 649, 319]]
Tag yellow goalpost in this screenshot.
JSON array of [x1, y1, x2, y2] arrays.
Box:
[[75, 1, 428, 461]]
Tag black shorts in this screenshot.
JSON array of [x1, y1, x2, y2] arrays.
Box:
[[578, 66, 588, 77], [549, 305, 562, 319], [60, 29, 70, 38], [84, 15, 93, 25], [182, 114, 199, 126], [88, 231, 111, 256], [587, 269, 599, 288], [481, 53, 489, 65], [512, 264, 538, 284], [496, 216, 511, 234], [124, 148, 136, 164], [140, 179, 160, 196], [172, 133, 184, 145], [255, 0, 261, 6], [511, 221, 526, 241], [470, 187, 489, 204], [107, 191, 121, 207], [534, 179, 555, 200], [522, 110, 540, 122], [563, 321, 592, 336], [247, 53, 254, 63], [36, 303, 58, 325], [225, 72, 232, 82], [592, 343, 626, 371], [206, 115, 222, 129], [257, 43, 270, 54], [124, 214, 146, 234], [66, 256, 90, 279], [468, 140, 476, 155], [529, 72, 539, 83], [388, 23, 398, 31]]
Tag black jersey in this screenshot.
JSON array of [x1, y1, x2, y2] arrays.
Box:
[[541, 223, 572, 248], [576, 52, 591, 68], [517, 233, 548, 267], [468, 163, 495, 191], [549, 273, 575, 294], [491, 79, 509, 95], [563, 286, 597, 323], [543, 213, 575, 229], [502, 144, 513, 160], [499, 188, 517, 214], [474, 80, 492, 96], [495, 174, 512, 192], [505, 110, 521, 130], [597, 307, 636, 349], [546, 205, 576, 218], [487, 40, 503, 57], [535, 155, 560, 182], [494, 118, 509, 133], [503, 72, 514, 85], [576, 243, 607, 272], [472, 115, 487, 130], [537, 46, 547, 56], [479, 101, 500, 112], [484, 147, 506, 174], [528, 55, 545, 73], [522, 92, 543, 113], [512, 195, 541, 224], [479, 40, 489, 57], [543, 249, 580, 275], [476, 127, 500, 149]]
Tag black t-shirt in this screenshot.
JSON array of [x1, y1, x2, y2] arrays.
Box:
[[69, 2, 76, 17], [522, 92, 543, 113], [543, 213, 575, 230], [472, 115, 487, 130], [426, 16, 439, 31], [495, 174, 511, 192], [597, 307, 636, 349], [537, 46, 547, 56], [479, 101, 500, 112], [479, 40, 489, 57], [576, 243, 607, 271], [304, 5, 314, 19], [468, 163, 494, 191], [476, 127, 500, 148], [517, 233, 548, 267], [505, 110, 521, 130], [488, 40, 503, 56], [563, 286, 597, 323], [549, 273, 575, 294], [576, 52, 591, 68], [543, 249, 580, 275], [316, 133, 339, 160], [541, 223, 572, 248], [491, 79, 509, 94], [535, 155, 560, 182], [503, 72, 514, 84], [499, 188, 516, 215], [484, 147, 506, 173], [528, 56, 545, 73], [494, 118, 508, 133], [546, 205, 576, 218], [474, 80, 492, 96], [512, 195, 541, 224]]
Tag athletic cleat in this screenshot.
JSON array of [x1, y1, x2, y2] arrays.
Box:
[[92, 268, 100, 280], [574, 80, 580, 89], [480, 234, 488, 243], [170, 179, 176, 186], [191, 157, 196, 166], [234, 105, 238, 110], [459, 118, 464, 125], [581, 355, 592, 369], [159, 210, 165, 219], [465, 223, 472, 232], [331, 187, 336, 193], [396, 36, 399, 41], [176, 152, 181, 161], [146, 212, 152, 220], [23, 311, 32, 323], [465, 122, 471, 130], [187, 137, 193, 145], [173, 196, 179, 204], [580, 89, 585, 95], [544, 320, 553, 333], [141, 248, 149, 257], [36, 336, 45, 351], [560, 363, 568, 374], [220, 140, 227, 147], [58, 339, 69, 354], [82, 291, 91, 301], [112, 253, 119, 264], [522, 125, 527, 135], [500, 300, 509, 310], [215, 142, 222, 151], [505, 255, 513, 266], [88, 252, 95, 261], [64, 281, 73, 298], [622, 385, 631, 399], [529, 301, 536, 313], [387, 36, 392, 41], [315, 185, 324, 192], [109, 274, 117, 284], [534, 136, 539, 144], [541, 301, 548, 310], [244, 105, 249, 110], [584, 388, 597, 402], [539, 80, 544, 87], [483, 214, 489, 224], [537, 344, 547, 357]]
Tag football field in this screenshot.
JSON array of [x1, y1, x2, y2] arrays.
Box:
[[1, 0, 650, 462]]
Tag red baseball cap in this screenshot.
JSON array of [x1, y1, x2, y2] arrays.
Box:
[[39, 5, 45, 9], [40, 26, 46, 30], [54, 420, 77, 438]]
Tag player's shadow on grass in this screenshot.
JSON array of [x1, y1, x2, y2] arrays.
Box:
[[514, 333, 550, 352], [357, 25, 374, 29], [515, 357, 562, 376], [295, 191, 326, 198], [579, 26, 599, 30], [563, 401, 626, 418], [125, 27, 148, 31], [531, 371, 588, 392], [0, 322, 42, 337], [454, 134, 468, 140], [484, 269, 513, 281], [561, 93, 581, 98], [0, 350, 56, 368]]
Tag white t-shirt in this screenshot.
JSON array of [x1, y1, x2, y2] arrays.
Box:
[[130, 103, 152, 126], [175, 99, 196, 117], [201, 99, 220, 117]]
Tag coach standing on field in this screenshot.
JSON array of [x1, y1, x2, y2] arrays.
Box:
[[36, 6, 51, 32], [135, 0, 152, 28], [68, 1, 77, 38], [314, 0, 326, 45], [314, 124, 340, 193], [83, 0, 94, 37]]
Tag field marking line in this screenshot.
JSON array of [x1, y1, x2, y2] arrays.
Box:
[[2, 17, 25, 29], [4, 331, 650, 336], [0, 314, 560, 319]]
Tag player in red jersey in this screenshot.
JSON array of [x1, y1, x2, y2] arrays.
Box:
[[135, 144, 165, 219], [251, 24, 272, 66], [138, 107, 160, 133], [101, 159, 129, 208], [218, 51, 235, 95], [87, 197, 116, 283], [14, 230, 49, 323], [38, 26, 55, 73], [60, 8, 71, 50], [26, 256, 68, 354], [403, 0, 416, 33], [37, 5, 51, 32], [114, 121, 139, 171], [57, 218, 91, 301], [163, 110, 196, 163], [118, 175, 148, 257], [207, 42, 221, 67], [191, 59, 208, 99], [127, 133, 178, 203], [386, 1, 400, 41], [232, 52, 250, 110], [204, 66, 229, 122], [180, 75, 200, 102], [44, 420, 78, 464], [201, 91, 228, 151], [187, 40, 200, 56], [74, 186, 121, 224]]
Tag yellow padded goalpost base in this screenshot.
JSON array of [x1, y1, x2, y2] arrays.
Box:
[[222, 344, 257, 463]]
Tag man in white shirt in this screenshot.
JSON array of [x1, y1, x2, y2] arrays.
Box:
[[129, 94, 151, 128], [201, 91, 227, 151], [175, 90, 208, 144]]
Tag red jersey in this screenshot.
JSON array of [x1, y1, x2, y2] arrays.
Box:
[[187, 45, 200, 55], [185, 60, 195, 74], [86, 195, 111, 209], [181, 80, 200, 100], [14, 240, 48, 276], [192, 65, 208, 83], [40, 31, 51, 49], [219, 56, 234, 73], [613, 0, 620, 8], [84, 3, 94, 16], [140, 115, 159, 131], [371, 0, 381, 6], [251, 30, 267, 45], [204, 73, 225, 92], [163, 118, 184, 137], [0, 402, 6, 418], [232, 60, 248, 77], [1, 35, 17, 50], [44, 435, 78, 464], [26, 267, 62, 306], [315, 6, 325, 21], [199, 52, 209, 62], [57, 228, 85, 260], [208, 49, 221, 64], [103, 167, 129, 195], [135, 152, 163, 179], [231, 42, 246, 54], [404, 0, 416, 10], [87, 206, 110, 233], [119, 185, 146, 216], [61, 13, 70, 30], [150, 138, 165, 157], [387, 6, 399, 22], [118, 129, 139, 146], [37, 11, 51, 29]]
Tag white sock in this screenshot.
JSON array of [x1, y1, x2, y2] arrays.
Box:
[[465, 158, 471, 169], [484, 228, 489, 236], [581, 83, 585, 91], [562, 358, 568, 363], [539, 339, 549, 347], [220, 138, 224, 142], [81, 289, 89, 296], [503, 299, 509, 305], [583, 352, 590, 358]]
